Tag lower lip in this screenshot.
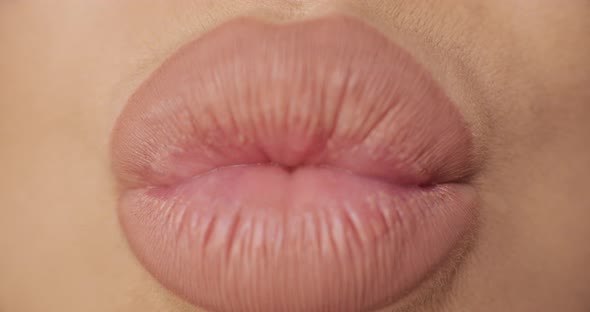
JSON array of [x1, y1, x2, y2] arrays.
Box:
[[120, 165, 475, 312], [112, 15, 477, 312]]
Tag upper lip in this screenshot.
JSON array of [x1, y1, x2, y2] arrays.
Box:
[[112, 15, 475, 192]]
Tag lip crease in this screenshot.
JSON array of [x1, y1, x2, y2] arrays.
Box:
[[111, 15, 478, 312]]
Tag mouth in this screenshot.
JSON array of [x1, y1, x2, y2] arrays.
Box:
[[111, 15, 478, 312]]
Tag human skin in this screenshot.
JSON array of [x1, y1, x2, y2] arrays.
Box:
[[0, 1, 589, 311]]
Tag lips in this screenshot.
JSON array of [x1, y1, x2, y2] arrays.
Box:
[[111, 15, 477, 312]]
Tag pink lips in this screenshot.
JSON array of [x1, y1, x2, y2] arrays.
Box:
[[111, 16, 477, 312]]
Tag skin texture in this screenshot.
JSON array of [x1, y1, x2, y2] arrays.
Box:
[[0, 1, 589, 311]]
